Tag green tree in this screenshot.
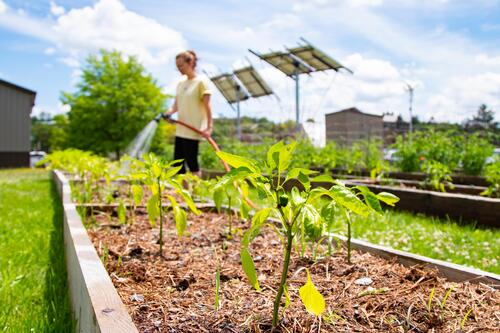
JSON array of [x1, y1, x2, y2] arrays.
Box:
[[48, 115, 69, 151], [62, 50, 167, 158]]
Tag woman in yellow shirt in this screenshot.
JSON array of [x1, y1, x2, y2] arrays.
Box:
[[166, 51, 213, 176]]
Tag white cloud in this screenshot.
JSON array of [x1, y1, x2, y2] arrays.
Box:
[[0, 0, 7, 14], [0, 0, 186, 69], [475, 53, 500, 67], [44, 47, 55, 55], [50, 1, 65, 16], [51, 0, 186, 67]]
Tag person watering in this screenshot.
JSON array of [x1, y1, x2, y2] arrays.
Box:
[[164, 50, 213, 176]]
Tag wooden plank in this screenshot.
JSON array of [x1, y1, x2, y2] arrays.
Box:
[[53, 171, 138, 333], [330, 233, 500, 287]]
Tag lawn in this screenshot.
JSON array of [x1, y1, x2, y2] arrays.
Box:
[[0, 169, 73, 332]]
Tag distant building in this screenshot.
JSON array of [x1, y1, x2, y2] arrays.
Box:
[[0, 79, 36, 168], [325, 107, 383, 146]]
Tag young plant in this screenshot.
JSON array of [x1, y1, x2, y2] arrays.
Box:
[[216, 141, 324, 327], [131, 153, 199, 256], [215, 141, 396, 327], [481, 157, 500, 198], [422, 160, 454, 192], [213, 180, 251, 237]]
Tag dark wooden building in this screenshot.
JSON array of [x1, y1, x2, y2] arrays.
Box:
[[0, 79, 36, 168], [325, 107, 383, 146]]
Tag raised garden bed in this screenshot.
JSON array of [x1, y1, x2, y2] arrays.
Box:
[[53, 170, 500, 332], [203, 170, 500, 229], [315, 168, 489, 187]]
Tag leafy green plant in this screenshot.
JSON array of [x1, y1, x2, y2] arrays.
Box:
[[131, 153, 199, 256], [215, 141, 397, 327], [422, 160, 454, 192], [481, 157, 500, 198], [461, 134, 494, 175]]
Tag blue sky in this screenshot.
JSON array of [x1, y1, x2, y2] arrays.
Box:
[[1, 0, 499, 124]]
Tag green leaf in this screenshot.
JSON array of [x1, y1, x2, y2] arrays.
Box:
[[290, 187, 305, 205], [213, 189, 224, 213], [216, 151, 259, 173], [167, 195, 187, 236], [311, 174, 335, 183], [278, 141, 297, 176], [301, 204, 323, 239], [355, 186, 382, 213], [152, 163, 162, 179], [285, 168, 317, 189], [117, 200, 126, 224], [376, 192, 400, 206], [251, 208, 272, 227], [240, 248, 261, 291], [242, 208, 272, 247], [299, 269, 325, 316], [240, 199, 250, 219], [173, 205, 187, 236], [327, 184, 371, 217], [162, 164, 183, 179], [284, 284, 290, 309], [131, 184, 143, 206], [146, 193, 159, 226], [266, 141, 284, 171]]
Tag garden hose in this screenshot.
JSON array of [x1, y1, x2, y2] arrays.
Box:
[[156, 113, 257, 209]]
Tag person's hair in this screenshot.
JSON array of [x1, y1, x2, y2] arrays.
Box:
[[176, 50, 198, 69]]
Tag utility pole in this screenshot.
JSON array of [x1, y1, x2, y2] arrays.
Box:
[[405, 83, 414, 133]]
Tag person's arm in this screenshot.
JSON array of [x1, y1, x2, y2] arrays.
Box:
[[166, 98, 178, 116], [202, 94, 213, 137]]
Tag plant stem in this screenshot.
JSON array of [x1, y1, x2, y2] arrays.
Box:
[[272, 226, 293, 328], [158, 178, 164, 257], [228, 195, 232, 235], [346, 211, 352, 264]]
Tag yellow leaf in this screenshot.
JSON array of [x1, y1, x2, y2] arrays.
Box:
[[299, 269, 325, 316]]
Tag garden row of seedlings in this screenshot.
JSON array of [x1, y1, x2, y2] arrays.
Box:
[[47, 144, 499, 332]]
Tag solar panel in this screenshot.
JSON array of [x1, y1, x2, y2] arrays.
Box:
[[256, 51, 313, 77], [209, 74, 249, 104], [234, 66, 273, 98], [288, 39, 353, 73]]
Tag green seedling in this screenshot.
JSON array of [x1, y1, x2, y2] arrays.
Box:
[[214, 263, 221, 311], [460, 307, 473, 330], [131, 153, 199, 256], [215, 141, 397, 327]]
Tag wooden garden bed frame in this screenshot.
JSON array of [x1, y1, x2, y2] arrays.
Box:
[[52, 170, 499, 332]]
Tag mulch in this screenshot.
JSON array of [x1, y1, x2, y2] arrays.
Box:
[[87, 207, 499, 333]]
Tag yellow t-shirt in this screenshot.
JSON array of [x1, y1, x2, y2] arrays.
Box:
[[175, 76, 211, 140]]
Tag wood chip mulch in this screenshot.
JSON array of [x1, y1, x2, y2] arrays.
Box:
[[87, 207, 499, 333]]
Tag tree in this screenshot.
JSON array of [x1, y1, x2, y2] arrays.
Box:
[[62, 50, 167, 158], [465, 104, 497, 130]]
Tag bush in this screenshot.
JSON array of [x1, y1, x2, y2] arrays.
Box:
[[461, 134, 494, 175]]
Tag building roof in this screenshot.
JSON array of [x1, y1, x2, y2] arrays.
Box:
[[325, 107, 382, 118], [0, 78, 37, 96]]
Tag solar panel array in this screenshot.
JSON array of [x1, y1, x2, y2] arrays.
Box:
[[209, 73, 249, 104], [234, 66, 273, 98]]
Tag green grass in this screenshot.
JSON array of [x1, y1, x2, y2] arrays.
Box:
[[0, 169, 73, 332], [333, 210, 500, 274]]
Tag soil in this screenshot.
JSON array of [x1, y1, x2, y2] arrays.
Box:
[[87, 207, 499, 333]]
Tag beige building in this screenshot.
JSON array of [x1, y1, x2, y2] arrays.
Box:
[[325, 107, 383, 146], [0, 79, 36, 168]]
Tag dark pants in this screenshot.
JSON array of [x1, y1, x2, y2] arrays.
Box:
[[173, 136, 200, 174]]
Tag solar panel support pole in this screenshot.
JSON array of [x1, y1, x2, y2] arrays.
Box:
[[293, 60, 301, 133], [236, 83, 242, 140]]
